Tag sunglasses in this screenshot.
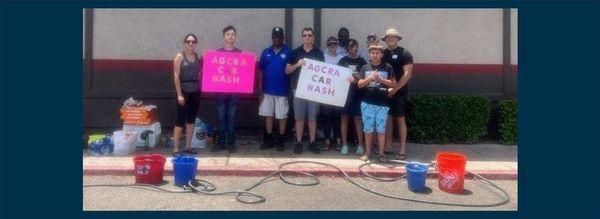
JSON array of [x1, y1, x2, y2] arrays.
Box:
[[302, 34, 313, 38], [185, 40, 197, 44], [367, 37, 377, 41], [327, 42, 338, 46]]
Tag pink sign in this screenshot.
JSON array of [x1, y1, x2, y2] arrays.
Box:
[[201, 50, 256, 93]]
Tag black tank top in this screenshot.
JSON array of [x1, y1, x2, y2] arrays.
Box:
[[180, 51, 200, 93]]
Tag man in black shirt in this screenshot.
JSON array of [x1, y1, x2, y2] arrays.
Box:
[[382, 28, 414, 160], [285, 27, 325, 155]]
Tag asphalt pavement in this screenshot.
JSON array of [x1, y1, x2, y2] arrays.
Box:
[[83, 175, 517, 211]]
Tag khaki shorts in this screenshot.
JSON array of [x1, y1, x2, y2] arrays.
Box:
[[259, 94, 289, 119]]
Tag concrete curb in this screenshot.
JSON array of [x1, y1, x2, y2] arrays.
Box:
[[83, 165, 518, 180]]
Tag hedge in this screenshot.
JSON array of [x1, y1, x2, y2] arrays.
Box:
[[498, 99, 518, 145], [407, 95, 491, 144]]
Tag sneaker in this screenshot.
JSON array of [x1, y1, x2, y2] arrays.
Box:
[[308, 142, 321, 154], [260, 133, 274, 150], [340, 144, 349, 155], [355, 145, 365, 155], [275, 134, 285, 151], [294, 142, 303, 154]]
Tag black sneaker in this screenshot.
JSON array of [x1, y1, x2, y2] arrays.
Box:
[[294, 142, 303, 154], [275, 134, 285, 151], [259, 133, 274, 150], [227, 143, 237, 153], [308, 142, 321, 154]]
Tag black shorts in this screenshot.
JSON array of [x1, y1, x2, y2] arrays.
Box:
[[389, 94, 407, 118], [175, 91, 201, 127]]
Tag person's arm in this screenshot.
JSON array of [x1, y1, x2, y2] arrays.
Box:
[[391, 50, 414, 94], [388, 64, 413, 97], [395, 64, 413, 90], [357, 70, 373, 88], [375, 71, 397, 88], [286, 59, 305, 74], [173, 53, 185, 105]]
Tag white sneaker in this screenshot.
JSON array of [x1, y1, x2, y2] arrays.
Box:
[[340, 145, 349, 155], [355, 145, 365, 155]]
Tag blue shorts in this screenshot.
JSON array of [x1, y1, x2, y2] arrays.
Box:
[[361, 102, 389, 134]]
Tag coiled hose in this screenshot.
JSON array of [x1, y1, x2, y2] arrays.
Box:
[[83, 160, 510, 207]]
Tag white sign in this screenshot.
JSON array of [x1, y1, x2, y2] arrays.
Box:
[[294, 59, 352, 107]]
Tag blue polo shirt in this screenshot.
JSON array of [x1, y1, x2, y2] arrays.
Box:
[[259, 44, 292, 96]]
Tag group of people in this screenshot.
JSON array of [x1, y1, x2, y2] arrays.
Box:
[[171, 25, 413, 162]]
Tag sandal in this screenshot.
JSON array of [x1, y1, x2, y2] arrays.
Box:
[[359, 154, 369, 162], [172, 151, 184, 157], [183, 148, 198, 155], [394, 154, 407, 160], [384, 150, 394, 155]]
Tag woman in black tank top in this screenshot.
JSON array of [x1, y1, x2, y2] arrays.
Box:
[[172, 33, 202, 156]]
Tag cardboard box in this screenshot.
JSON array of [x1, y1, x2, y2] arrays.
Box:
[[123, 122, 161, 148], [120, 107, 157, 125]]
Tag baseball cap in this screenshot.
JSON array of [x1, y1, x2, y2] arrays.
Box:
[[367, 33, 378, 41], [272, 27, 284, 36], [327, 36, 338, 45]]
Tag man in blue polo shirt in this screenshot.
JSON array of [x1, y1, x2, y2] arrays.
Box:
[[258, 27, 292, 151]]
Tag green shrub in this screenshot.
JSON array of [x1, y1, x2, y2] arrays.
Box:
[[498, 99, 518, 145], [407, 95, 490, 144]]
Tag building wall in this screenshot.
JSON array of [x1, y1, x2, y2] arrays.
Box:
[[511, 9, 518, 65], [84, 8, 518, 129], [291, 9, 314, 49], [321, 9, 504, 64], [93, 9, 285, 59]]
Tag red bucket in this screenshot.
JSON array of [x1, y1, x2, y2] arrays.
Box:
[[436, 152, 467, 194], [133, 154, 166, 184]]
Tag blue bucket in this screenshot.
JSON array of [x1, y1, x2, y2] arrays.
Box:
[[406, 162, 429, 192], [171, 156, 198, 186]]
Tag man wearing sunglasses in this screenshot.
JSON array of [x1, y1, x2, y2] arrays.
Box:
[[286, 27, 325, 155]]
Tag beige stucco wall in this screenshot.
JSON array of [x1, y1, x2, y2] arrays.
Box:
[[321, 9, 504, 64], [511, 9, 518, 65], [92, 9, 285, 60], [90, 9, 516, 65]]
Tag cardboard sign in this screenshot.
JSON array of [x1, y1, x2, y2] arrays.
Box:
[[201, 50, 256, 93], [294, 59, 352, 107]]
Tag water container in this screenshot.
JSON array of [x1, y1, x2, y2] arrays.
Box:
[[172, 156, 199, 186], [133, 154, 166, 184], [406, 162, 428, 192], [436, 152, 467, 194]]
